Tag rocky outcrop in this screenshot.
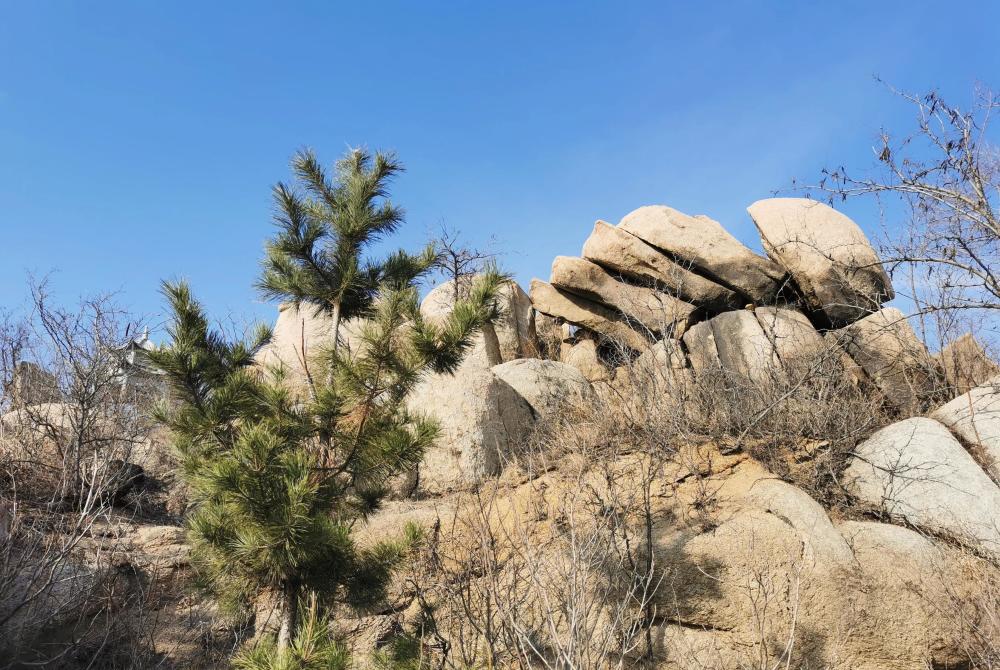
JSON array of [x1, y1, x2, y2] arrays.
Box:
[[492, 359, 595, 420], [529, 279, 651, 351], [843, 417, 1000, 556], [549, 256, 694, 336], [618, 206, 785, 303], [559, 337, 609, 382], [753, 306, 825, 369], [747, 198, 893, 325], [832, 308, 942, 412], [681, 320, 721, 372], [938, 332, 999, 394], [581, 220, 738, 309], [407, 366, 534, 493], [421, 278, 537, 362], [931, 375, 1000, 480]]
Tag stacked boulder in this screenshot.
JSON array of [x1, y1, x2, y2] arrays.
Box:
[[530, 197, 946, 411]]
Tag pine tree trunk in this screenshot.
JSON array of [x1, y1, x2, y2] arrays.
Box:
[[330, 301, 342, 356], [276, 581, 299, 652]]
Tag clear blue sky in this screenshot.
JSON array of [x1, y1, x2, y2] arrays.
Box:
[[2, 2, 998, 331]]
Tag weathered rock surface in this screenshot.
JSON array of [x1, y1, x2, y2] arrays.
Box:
[[492, 358, 594, 420], [581, 220, 738, 309], [681, 320, 721, 372], [559, 337, 609, 382], [932, 375, 1000, 480], [745, 478, 855, 565], [618, 205, 785, 303], [833, 308, 942, 412], [707, 310, 779, 382], [843, 417, 1000, 555], [407, 366, 534, 493], [421, 278, 537, 361], [549, 256, 694, 336], [747, 198, 893, 325], [529, 279, 651, 351], [938, 332, 999, 395], [753, 306, 826, 369]]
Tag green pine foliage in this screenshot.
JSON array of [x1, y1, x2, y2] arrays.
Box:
[[150, 148, 507, 666]]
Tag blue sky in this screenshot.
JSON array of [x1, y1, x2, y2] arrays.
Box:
[[2, 2, 998, 331]]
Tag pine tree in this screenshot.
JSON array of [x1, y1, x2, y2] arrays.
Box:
[[151, 148, 506, 665]]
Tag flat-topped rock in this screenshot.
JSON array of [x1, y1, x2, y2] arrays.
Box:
[[529, 279, 651, 351], [747, 198, 893, 325], [550, 256, 694, 336], [582, 221, 738, 309], [618, 206, 785, 303]]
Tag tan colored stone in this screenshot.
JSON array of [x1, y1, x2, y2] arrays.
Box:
[[582, 220, 738, 308], [550, 256, 694, 336], [708, 310, 779, 382], [753, 307, 825, 368], [747, 198, 893, 325], [937, 332, 999, 395], [559, 337, 609, 382], [492, 358, 595, 420], [931, 375, 1000, 480], [407, 366, 534, 493], [619, 205, 785, 303], [833, 308, 942, 412], [529, 279, 651, 351], [681, 320, 721, 372]]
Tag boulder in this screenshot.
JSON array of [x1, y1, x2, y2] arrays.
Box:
[[681, 320, 721, 372], [9, 361, 61, 406], [745, 479, 855, 565], [654, 503, 970, 669], [421, 278, 537, 361], [843, 417, 1000, 555], [707, 310, 779, 383], [492, 359, 595, 420], [581, 221, 738, 309], [618, 206, 785, 303], [937, 333, 999, 395], [747, 198, 893, 325], [254, 303, 335, 387], [753, 307, 825, 369], [832, 308, 942, 412], [529, 279, 651, 351], [549, 256, 694, 336], [559, 337, 609, 382], [407, 366, 534, 493], [615, 339, 692, 391], [931, 375, 1000, 480]]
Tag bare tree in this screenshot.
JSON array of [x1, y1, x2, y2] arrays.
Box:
[[432, 224, 502, 303], [801, 83, 1000, 348]]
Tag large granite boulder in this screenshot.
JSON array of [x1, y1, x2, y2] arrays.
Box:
[[421, 278, 537, 362], [581, 221, 738, 309], [559, 337, 609, 382], [492, 359, 595, 420], [618, 206, 785, 303], [832, 308, 942, 412], [407, 366, 534, 493], [753, 307, 826, 369], [747, 198, 893, 325], [843, 417, 1000, 556], [711, 311, 780, 382], [549, 256, 694, 336], [681, 320, 721, 372], [529, 279, 651, 351], [937, 333, 999, 395], [931, 376, 1000, 480]]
